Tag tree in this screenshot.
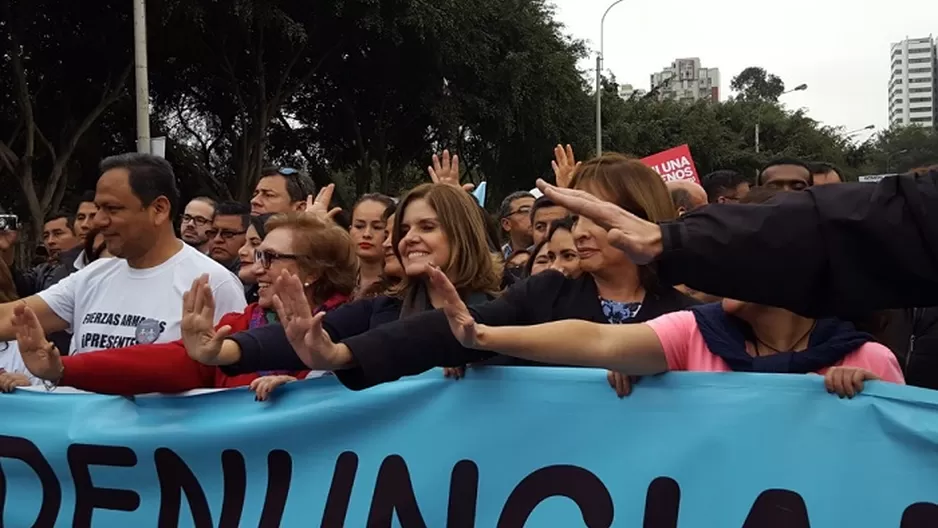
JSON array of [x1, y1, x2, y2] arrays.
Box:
[[730, 67, 785, 103], [860, 126, 938, 174], [0, 0, 132, 241]]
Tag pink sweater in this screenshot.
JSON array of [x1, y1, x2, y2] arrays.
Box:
[[646, 311, 905, 383]]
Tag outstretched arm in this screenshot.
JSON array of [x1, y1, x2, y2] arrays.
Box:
[[475, 320, 668, 375]]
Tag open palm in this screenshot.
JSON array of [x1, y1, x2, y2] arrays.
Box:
[[13, 303, 63, 381], [271, 271, 345, 370], [426, 265, 482, 348], [181, 275, 232, 365]]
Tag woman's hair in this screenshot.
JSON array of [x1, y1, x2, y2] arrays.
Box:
[[250, 213, 275, 239], [568, 154, 675, 288], [390, 183, 503, 297], [264, 213, 359, 304], [524, 240, 549, 277], [353, 193, 396, 215], [0, 258, 18, 304], [569, 154, 677, 223], [547, 216, 575, 242]]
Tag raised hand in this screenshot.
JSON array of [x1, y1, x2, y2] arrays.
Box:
[[551, 144, 580, 188], [429, 150, 475, 192], [250, 374, 297, 401], [13, 303, 63, 382], [305, 183, 342, 221], [181, 275, 233, 365], [536, 179, 663, 265], [271, 271, 349, 370], [825, 366, 879, 399], [427, 265, 483, 349]]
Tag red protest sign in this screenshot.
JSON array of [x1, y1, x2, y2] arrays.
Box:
[[641, 145, 700, 184]]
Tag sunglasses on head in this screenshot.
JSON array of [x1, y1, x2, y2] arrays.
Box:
[[277, 167, 299, 176]]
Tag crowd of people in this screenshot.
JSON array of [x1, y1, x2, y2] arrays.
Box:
[[0, 147, 936, 404]]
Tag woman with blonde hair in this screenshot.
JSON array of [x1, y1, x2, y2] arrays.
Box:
[[184, 153, 698, 391], [9, 213, 356, 398]]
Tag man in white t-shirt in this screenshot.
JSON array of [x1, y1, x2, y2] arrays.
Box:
[[0, 153, 246, 355]]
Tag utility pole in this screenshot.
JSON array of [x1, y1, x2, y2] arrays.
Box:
[[133, 0, 151, 154]]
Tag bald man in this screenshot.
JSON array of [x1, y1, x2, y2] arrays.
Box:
[[667, 180, 708, 216]]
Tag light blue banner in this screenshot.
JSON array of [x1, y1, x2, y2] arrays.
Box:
[[1, 369, 938, 527]]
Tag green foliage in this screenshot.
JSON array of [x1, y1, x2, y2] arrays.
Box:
[[731, 67, 786, 103]]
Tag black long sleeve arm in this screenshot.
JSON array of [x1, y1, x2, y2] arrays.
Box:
[[658, 172, 938, 317]]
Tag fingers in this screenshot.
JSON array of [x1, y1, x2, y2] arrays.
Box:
[[441, 150, 451, 173], [430, 154, 442, 182], [428, 265, 463, 311], [606, 371, 632, 398], [211, 325, 232, 344], [318, 184, 335, 207], [451, 153, 459, 180], [199, 281, 216, 321], [826, 368, 877, 399], [0, 373, 29, 393], [306, 193, 316, 211], [444, 366, 466, 380], [326, 207, 342, 219], [461, 183, 475, 192], [564, 144, 575, 163], [288, 273, 313, 318]]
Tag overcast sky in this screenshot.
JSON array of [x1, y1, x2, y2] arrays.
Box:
[[550, 0, 938, 140]]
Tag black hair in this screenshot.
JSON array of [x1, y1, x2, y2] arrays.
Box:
[[498, 191, 535, 220], [701, 170, 750, 203], [529, 195, 557, 223], [249, 213, 275, 239], [79, 190, 96, 205], [83, 227, 108, 264], [546, 216, 575, 242], [758, 158, 813, 186], [809, 162, 842, 181], [524, 239, 549, 277], [260, 167, 317, 202], [381, 202, 397, 221], [214, 200, 251, 230], [99, 153, 181, 217], [43, 211, 75, 231]]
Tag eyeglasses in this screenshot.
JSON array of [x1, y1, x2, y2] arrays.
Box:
[[206, 229, 246, 240], [254, 249, 299, 269], [181, 214, 212, 226], [504, 206, 532, 219]]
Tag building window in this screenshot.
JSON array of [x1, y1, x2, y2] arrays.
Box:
[[910, 117, 933, 123], [910, 78, 931, 83], [909, 97, 933, 103], [892, 89, 904, 95], [909, 57, 932, 64], [909, 87, 933, 93], [908, 67, 933, 74]]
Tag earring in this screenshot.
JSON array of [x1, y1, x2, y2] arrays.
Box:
[[303, 283, 311, 287]]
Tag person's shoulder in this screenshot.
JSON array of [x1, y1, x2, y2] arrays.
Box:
[[177, 244, 239, 281], [853, 341, 896, 361]]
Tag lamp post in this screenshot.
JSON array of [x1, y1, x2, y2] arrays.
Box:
[[846, 124, 875, 137], [133, 0, 151, 153], [595, 0, 625, 156], [886, 149, 909, 173], [755, 83, 807, 153]]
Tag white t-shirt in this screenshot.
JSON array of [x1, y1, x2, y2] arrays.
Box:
[[38, 242, 246, 355], [0, 341, 42, 386]]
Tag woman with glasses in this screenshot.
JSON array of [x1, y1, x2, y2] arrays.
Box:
[[8, 213, 357, 397]]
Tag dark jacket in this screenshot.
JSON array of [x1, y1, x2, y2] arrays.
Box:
[[658, 170, 938, 317], [223, 271, 697, 390], [46, 245, 84, 288], [881, 307, 938, 390], [223, 290, 494, 375]]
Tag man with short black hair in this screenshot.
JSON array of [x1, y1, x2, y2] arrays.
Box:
[[759, 158, 813, 191], [208, 200, 250, 273], [498, 191, 535, 258], [74, 191, 98, 241], [702, 170, 751, 203], [180, 196, 217, 253], [0, 153, 246, 355], [250, 167, 316, 215], [530, 196, 568, 246], [811, 162, 843, 186], [42, 212, 79, 261]]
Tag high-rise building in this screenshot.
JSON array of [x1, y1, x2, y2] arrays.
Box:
[[649, 58, 720, 103], [888, 36, 936, 128], [618, 83, 647, 100]]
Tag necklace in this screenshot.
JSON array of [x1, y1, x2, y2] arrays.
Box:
[[753, 321, 817, 357]]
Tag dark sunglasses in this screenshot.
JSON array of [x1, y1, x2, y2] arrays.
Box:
[[254, 249, 299, 270]]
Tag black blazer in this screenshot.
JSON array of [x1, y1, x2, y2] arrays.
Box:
[[336, 271, 698, 390]]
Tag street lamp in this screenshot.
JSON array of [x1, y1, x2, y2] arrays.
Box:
[[846, 124, 875, 137], [595, 0, 625, 156], [886, 149, 909, 173], [755, 83, 807, 153]]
